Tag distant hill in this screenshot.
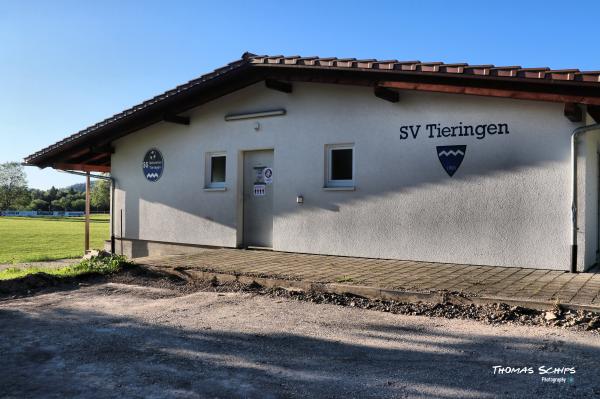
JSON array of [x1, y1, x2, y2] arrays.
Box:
[[67, 182, 98, 192]]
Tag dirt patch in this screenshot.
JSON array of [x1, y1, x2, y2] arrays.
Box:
[[256, 286, 600, 333], [0, 272, 96, 298], [0, 265, 184, 300], [117, 272, 600, 333], [118, 271, 600, 333], [3, 267, 600, 333]]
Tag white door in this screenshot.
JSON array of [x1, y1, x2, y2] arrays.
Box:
[[243, 150, 274, 248]]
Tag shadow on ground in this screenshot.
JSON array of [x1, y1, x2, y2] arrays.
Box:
[[0, 288, 598, 399]]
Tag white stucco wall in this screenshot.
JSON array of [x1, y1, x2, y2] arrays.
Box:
[[112, 82, 595, 270]]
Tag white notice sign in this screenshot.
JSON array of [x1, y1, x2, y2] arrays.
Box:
[[253, 184, 266, 196], [263, 167, 273, 184]]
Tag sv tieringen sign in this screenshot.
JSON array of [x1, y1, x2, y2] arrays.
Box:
[[400, 122, 509, 141]]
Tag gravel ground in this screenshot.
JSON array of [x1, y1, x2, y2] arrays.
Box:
[[1, 277, 599, 398]]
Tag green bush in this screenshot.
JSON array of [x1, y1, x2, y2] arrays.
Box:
[[65, 254, 131, 275], [0, 254, 131, 280]]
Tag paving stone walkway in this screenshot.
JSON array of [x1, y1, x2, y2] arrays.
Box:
[[135, 249, 600, 308]]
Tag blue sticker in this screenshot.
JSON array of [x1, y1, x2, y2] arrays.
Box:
[[436, 145, 466, 177], [143, 149, 164, 182]]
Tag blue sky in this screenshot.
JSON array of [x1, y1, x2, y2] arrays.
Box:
[[2, 0, 599, 189]]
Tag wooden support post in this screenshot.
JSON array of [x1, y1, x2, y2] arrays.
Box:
[[85, 172, 90, 253]]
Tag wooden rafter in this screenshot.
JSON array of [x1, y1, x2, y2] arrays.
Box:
[[564, 103, 583, 122], [85, 152, 111, 163], [588, 105, 600, 123], [374, 87, 399, 103], [163, 114, 190, 125], [378, 81, 600, 106], [90, 145, 114, 154], [54, 163, 110, 173], [265, 79, 293, 93]]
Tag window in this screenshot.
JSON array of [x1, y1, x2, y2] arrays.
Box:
[[206, 153, 226, 189], [326, 144, 354, 188]]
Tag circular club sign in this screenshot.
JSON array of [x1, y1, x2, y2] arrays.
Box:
[[263, 167, 273, 184], [143, 149, 164, 182]]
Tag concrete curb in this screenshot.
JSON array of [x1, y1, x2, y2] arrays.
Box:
[[141, 265, 600, 313]]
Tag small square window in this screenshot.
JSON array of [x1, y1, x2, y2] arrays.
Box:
[[206, 153, 226, 188], [326, 144, 354, 187]]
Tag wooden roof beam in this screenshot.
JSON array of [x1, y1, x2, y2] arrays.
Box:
[[85, 152, 111, 163], [378, 81, 600, 106], [163, 114, 190, 125], [374, 86, 399, 103], [588, 105, 600, 123], [90, 145, 114, 154], [265, 79, 293, 93], [564, 103, 583, 122], [54, 163, 110, 173]]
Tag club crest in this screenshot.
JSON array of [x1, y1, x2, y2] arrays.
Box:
[[436, 145, 466, 177], [143, 148, 164, 182]]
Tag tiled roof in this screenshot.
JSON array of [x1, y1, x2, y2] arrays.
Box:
[[246, 53, 600, 82], [24, 52, 600, 165]]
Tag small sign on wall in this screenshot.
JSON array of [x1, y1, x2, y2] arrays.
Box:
[[253, 184, 266, 196], [254, 166, 264, 183], [263, 167, 273, 184], [143, 149, 164, 182]]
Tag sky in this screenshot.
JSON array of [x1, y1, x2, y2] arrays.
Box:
[[1, 0, 600, 189]]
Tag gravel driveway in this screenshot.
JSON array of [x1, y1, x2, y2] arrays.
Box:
[[0, 282, 599, 398]]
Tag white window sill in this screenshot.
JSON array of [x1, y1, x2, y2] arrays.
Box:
[[204, 187, 227, 192], [323, 186, 355, 191]]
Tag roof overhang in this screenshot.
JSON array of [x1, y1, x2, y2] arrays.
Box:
[[24, 53, 600, 172]]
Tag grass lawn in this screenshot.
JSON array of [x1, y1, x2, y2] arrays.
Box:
[[0, 253, 128, 280], [0, 214, 110, 264]]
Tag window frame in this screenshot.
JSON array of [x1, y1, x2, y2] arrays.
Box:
[[325, 144, 355, 188], [205, 152, 227, 189]]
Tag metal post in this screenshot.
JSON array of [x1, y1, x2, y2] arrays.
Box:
[[120, 209, 123, 255], [110, 178, 115, 254], [85, 172, 90, 253]]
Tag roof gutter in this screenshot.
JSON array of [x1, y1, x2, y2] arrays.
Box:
[[571, 123, 600, 272]]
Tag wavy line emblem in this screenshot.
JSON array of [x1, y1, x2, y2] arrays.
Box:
[[436, 145, 466, 177]]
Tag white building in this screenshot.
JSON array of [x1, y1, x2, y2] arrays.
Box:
[[25, 53, 600, 271]]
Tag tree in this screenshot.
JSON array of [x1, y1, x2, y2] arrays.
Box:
[[91, 180, 110, 211], [0, 162, 28, 210], [27, 199, 49, 211], [45, 186, 58, 203], [70, 198, 86, 211], [51, 199, 65, 211]]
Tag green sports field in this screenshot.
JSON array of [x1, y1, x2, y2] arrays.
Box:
[[0, 215, 110, 264]]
